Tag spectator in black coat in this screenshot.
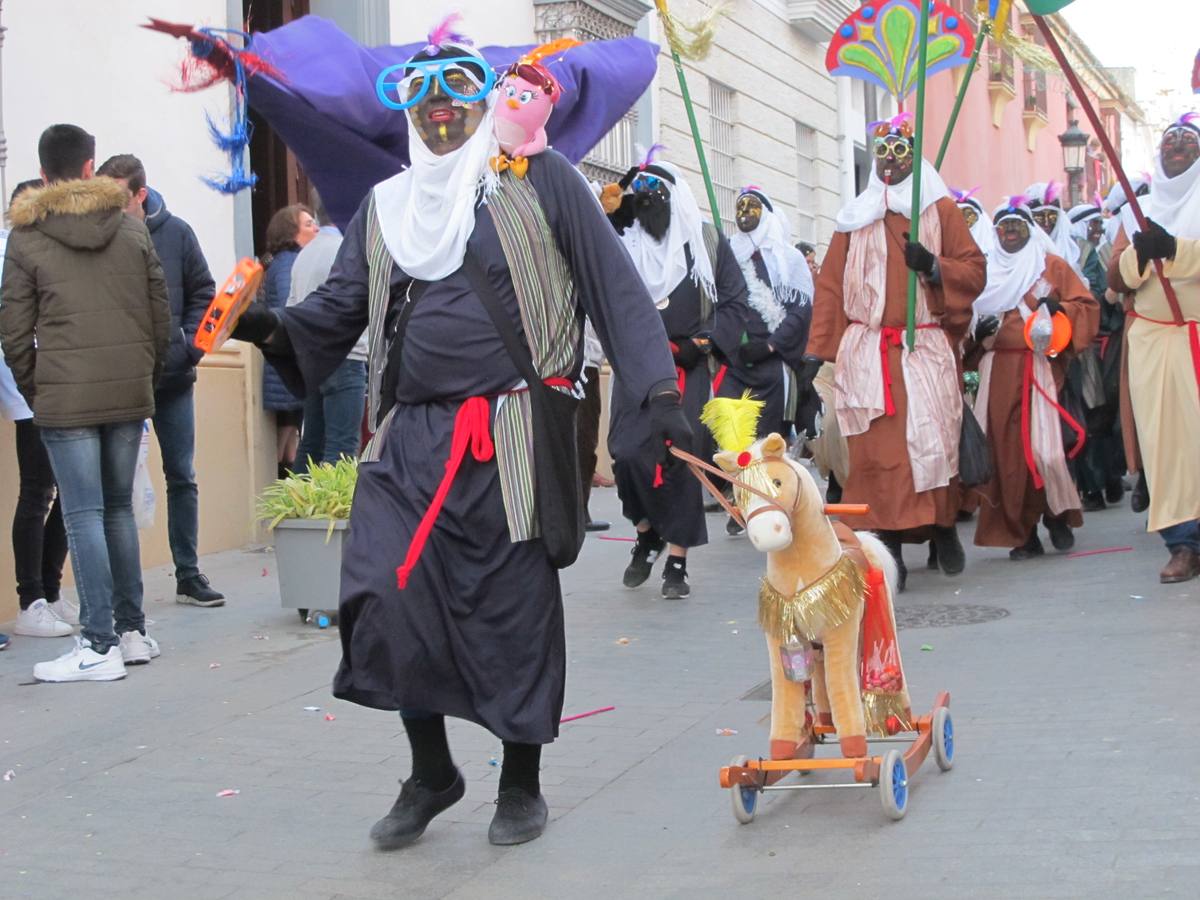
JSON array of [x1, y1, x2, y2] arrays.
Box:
[[97, 154, 225, 608]]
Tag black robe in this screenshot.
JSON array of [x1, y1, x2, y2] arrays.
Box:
[[608, 232, 749, 547], [271, 151, 676, 743]]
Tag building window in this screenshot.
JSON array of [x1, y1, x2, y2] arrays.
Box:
[[795, 122, 818, 243], [709, 80, 737, 228]]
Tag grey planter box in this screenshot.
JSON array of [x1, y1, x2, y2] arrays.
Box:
[[271, 518, 347, 611]]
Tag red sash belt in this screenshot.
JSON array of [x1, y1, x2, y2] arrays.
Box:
[[995, 348, 1086, 489], [852, 322, 941, 416], [395, 377, 574, 589], [1125, 310, 1200, 405]]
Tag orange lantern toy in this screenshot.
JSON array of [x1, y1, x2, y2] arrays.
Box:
[[1023, 309, 1072, 358], [194, 257, 264, 355]]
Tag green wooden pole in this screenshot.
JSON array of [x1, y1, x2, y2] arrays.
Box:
[[934, 21, 988, 170], [906, 0, 932, 351], [655, 1, 724, 228]]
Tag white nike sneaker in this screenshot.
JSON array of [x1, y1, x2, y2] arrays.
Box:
[[14, 599, 74, 637], [33, 637, 126, 682], [48, 597, 80, 626], [119, 630, 153, 665], [143, 633, 161, 660]]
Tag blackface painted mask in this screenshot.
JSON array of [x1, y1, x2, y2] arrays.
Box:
[[632, 176, 672, 242], [995, 217, 1032, 253], [1031, 205, 1060, 235], [874, 137, 914, 184], [960, 205, 979, 229], [377, 54, 493, 156], [1161, 125, 1200, 178], [735, 193, 764, 234]]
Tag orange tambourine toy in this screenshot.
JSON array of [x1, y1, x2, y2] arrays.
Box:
[[1023, 308, 1072, 358], [194, 257, 264, 354]]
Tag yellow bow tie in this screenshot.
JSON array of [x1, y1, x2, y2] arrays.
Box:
[[490, 154, 529, 179]]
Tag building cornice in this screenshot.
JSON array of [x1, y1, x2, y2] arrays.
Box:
[[533, 0, 653, 29], [786, 0, 856, 43]]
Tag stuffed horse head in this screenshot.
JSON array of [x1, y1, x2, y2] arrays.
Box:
[[713, 432, 825, 554]]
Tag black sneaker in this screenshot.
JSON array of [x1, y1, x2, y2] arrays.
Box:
[[1080, 492, 1106, 512], [488, 787, 548, 846], [370, 771, 465, 850], [1009, 531, 1045, 561], [725, 516, 746, 537], [176, 574, 226, 608], [926, 541, 939, 570], [623, 531, 665, 588], [1044, 516, 1075, 552], [661, 556, 690, 599], [1105, 481, 1124, 505]]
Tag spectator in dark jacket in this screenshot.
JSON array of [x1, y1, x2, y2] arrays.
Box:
[[1, 124, 170, 683], [97, 154, 226, 609], [262, 204, 318, 476]]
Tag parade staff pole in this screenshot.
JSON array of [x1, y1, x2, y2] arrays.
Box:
[[654, 0, 724, 228], [906, 0, 933, 350], [935, 20, 989, 169], [1029, 13, 1184, 323]]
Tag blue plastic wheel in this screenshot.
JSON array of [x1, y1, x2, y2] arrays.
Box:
[[729, 755, 759, 824], [933, 706, 954, 771], [880, 749, 908, 820]]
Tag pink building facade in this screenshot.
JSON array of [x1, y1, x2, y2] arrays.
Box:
[[922, 4, 1137, 214]]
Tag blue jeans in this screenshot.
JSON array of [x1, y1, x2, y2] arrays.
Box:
[[153, 386, 199, 581], [1160, 520, 1200, 553], [42, 421, 144, 652], [297, 359, 366, 467]]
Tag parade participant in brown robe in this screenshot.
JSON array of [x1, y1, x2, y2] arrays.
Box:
[[808, 114, 986, 588], [967, 200, 1098, 557]]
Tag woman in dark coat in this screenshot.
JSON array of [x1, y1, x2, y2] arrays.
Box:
[[261, 204, 319, 474]]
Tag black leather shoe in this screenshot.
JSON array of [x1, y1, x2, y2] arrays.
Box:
[[370, 772, 465, 850], [926, 542, 939, 570], [488, 788, 549, 846], [1080, 492, 1106, 513], [1105, 481, 1124, 505], [1044, 516, 1075, 552], [1009, 531, 1045, 561], [585, 519, 610, 533], [1131, 471, 1150, 513], [932, 525, 965, 576]]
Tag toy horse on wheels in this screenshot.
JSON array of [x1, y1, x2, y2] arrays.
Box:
[[673, 395, 955, 822]]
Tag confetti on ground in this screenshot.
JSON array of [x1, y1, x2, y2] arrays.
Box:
[[261, 568, 269, 577], [488, 757, 499, 767], [726, 620, 737, 625], [216, 789, 240, 798], [920, 644, 934, 652], [208, 662, 221, 669], [324, 714, 336, 722], [598, 536, 636, 542], [3, 770, 15, 781], [1130, 595, 1145, 600], [1067, 546, 1133, 559], [731, 629, 739, 635], [303, 706, 321, 712], [251, 633, 269, 641], [616, 637, 631, 645], [560, 706, 615, 724], [715, 728, 738, 736], [135, 745, 147, 750]]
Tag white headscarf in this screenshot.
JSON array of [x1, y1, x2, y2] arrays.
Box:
[[729, 188, 813, 306], [835, 160, 950, 233], [953, 193, 995, 256], [372, 57, 500, 281], [1025, 181, 1080, 275], [620, 161, 716, 305], [1067, 203, 1101, 243], [972, 203, 1057, 323], [1102, 175, 1150, 244], [1127, 119, 1200, 240]]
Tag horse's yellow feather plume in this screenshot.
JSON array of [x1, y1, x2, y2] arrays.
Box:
[[700, 392, 763, 453]]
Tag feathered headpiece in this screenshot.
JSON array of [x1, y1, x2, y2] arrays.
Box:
[[951, 186, 983, 212], [619, 144, 673, 189], [701, 392, 764, 455], [1165, 111, 1200, 137], [423, 13, 471, 55], [993, 195, 1035, 225], [738, 185, 774, 212], [1025, 180, 1062, 209], [870, 112, 915, 141]]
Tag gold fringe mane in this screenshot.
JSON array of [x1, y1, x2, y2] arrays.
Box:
[[656, 2, 729, 62], [758, 554, 864, 643], [862, 690, 913, 738]]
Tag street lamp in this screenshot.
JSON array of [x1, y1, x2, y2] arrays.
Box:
[[1059, 119, 1089, 207]]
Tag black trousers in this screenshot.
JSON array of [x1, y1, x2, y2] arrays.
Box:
[[13, 419, 68, 608], [577, 366, 602, 511]]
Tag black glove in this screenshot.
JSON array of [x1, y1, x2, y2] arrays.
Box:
[[1132, 218, 1178, 275], [1036, 297, 1063, 317], [738, 340, 773, 366], [230, 303, 281, 346], [796, 355, 824, 389], [671, 338, 702, 370], [902, 233, 936, 276], [648, 391, 695, 465], [973, 315, 1000, 342]]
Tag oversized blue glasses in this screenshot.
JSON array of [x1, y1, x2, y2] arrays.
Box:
[[632, 173, 663, 193], [375, 57, 496, 111]]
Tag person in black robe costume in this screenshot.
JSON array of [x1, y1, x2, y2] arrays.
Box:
[[231, 36, 691, 850], [603, 160, 751, 598]]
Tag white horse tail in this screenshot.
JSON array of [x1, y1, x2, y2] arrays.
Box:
[[855, 530, 899, 600]]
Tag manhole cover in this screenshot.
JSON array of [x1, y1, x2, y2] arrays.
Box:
[[895, 603, 1009, 629]]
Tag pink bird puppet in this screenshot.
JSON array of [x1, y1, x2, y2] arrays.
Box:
[[493, 39, 580, 161]]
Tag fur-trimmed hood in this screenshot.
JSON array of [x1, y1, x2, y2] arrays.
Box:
[[8, 177, 130, 250]]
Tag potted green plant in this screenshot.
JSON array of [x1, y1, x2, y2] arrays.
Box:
[[256, 458, 357, 622]]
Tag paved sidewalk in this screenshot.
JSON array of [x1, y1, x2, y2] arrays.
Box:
[[1, 477, 1197, 899]]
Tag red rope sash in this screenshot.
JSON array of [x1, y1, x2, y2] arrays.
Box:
[[859, 323, 941, 416], [395, 378, 573, 589], [1005, 349, 1086, 490], [1125, 310, 1200, 405]]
